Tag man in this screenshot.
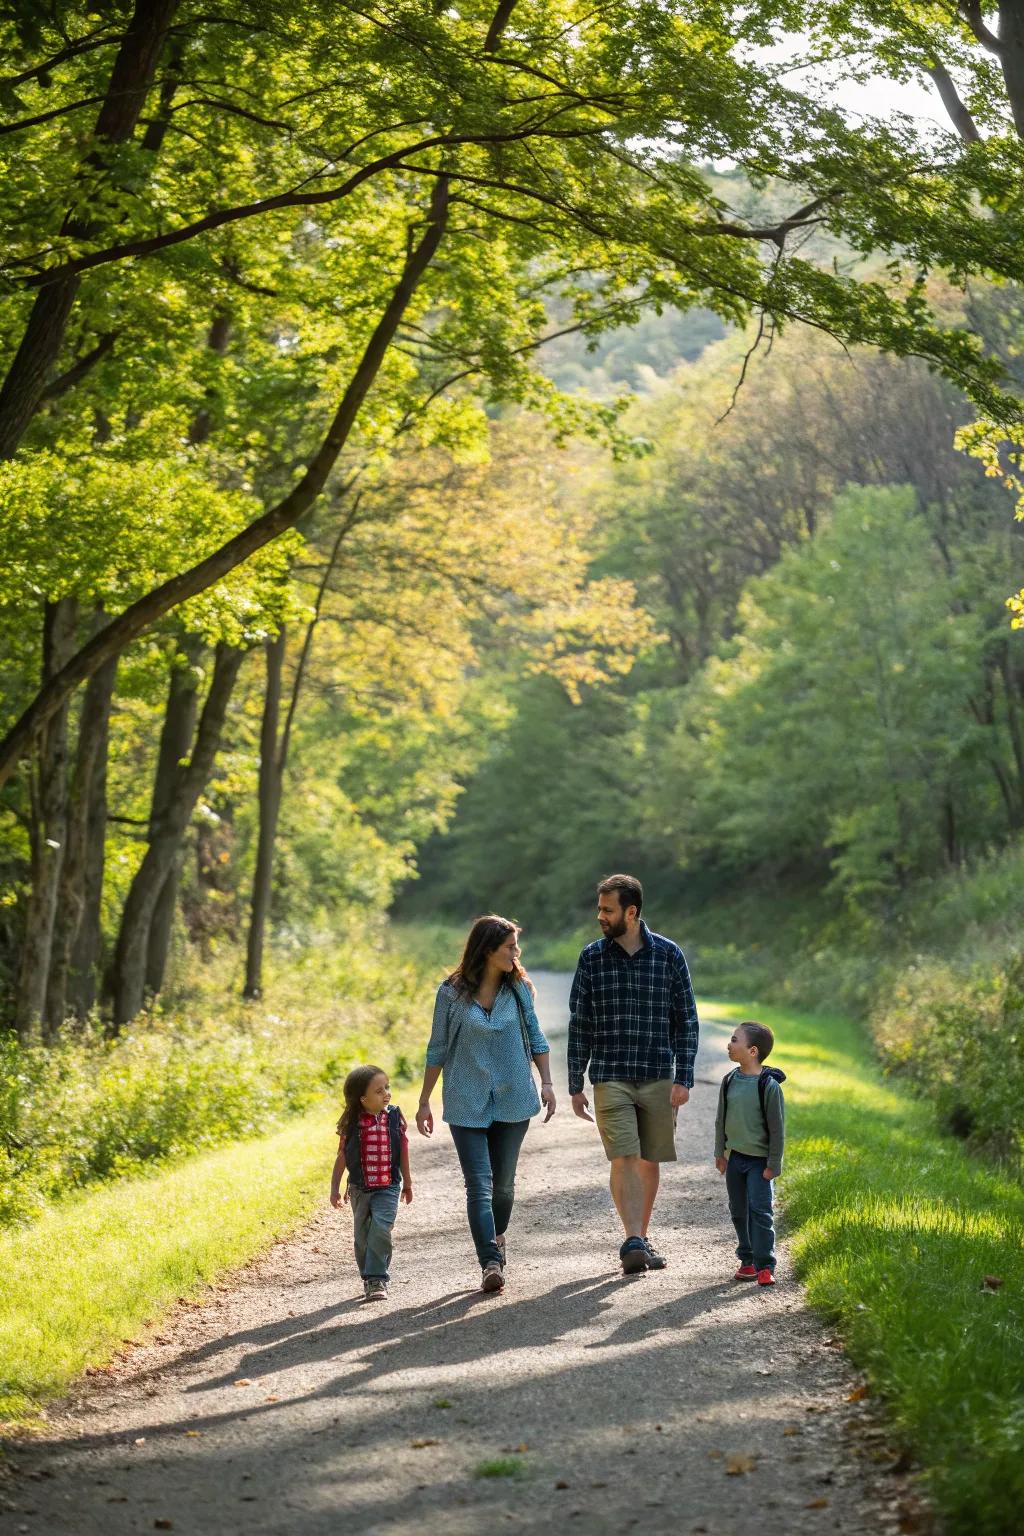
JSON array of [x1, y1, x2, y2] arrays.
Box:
[[568, 873, 699, 1274]]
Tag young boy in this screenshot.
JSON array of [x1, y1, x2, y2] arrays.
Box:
[[714, 1021, 786, 1287]]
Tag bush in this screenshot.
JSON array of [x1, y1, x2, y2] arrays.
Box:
[[0, 925, 443, 1228], [656, 840, 1024, 1162], [873, 954, 1024, 1161]]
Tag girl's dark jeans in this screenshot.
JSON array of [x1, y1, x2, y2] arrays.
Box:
[[725, 1150, 776, 1272], [449, 1119, 530, 1269]]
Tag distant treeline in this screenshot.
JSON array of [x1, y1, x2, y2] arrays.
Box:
[[409, 291, 1024, 929]]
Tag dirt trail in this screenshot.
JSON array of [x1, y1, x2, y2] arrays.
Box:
[[2, 979, 918, 1535]]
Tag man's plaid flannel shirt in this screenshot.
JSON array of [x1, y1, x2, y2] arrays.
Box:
[[567, 921, 699, 1096]]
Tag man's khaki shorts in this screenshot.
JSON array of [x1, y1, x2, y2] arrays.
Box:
[[592, 1079, 677, 1163]]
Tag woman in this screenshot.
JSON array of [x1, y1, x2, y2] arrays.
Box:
[[416, 914, 556, 1293]]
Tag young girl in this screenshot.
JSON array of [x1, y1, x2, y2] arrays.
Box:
[[331, 1064, 412, 1301]]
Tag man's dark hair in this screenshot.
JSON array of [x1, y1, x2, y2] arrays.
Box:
[[597, 873, 643, 918], [738, 1021, 774, 1062]]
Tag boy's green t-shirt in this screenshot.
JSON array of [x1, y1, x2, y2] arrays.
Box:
[[715, 1069, 786, 1172], [724, 1071, 770, 1157]]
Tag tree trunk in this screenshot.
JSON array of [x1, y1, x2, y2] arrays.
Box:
[[143, 634, 204, 997], [998, 639, 1024, 800], [241, 506, 354, 1001], [0, 174, 451, 789], [66, 650, 119, 1019], [0, 0, 180, 459], [45, 630, 118, 1031], [111, 642, 243, 1028], [13, 598, 79, 1036], [999, 0, 1024, 139], [243, 630, 286, 1001]]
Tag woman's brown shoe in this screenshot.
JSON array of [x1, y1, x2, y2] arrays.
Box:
[[481, 1261, 505, 1293]]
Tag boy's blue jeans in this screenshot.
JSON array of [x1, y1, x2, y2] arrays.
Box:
[[725, 1151, 776, 1272], [449, 1120, 530, 1268], [349, 1180, 401, 1280]]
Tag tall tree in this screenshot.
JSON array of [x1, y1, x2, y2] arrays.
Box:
[[6, 0, 1024, 795]]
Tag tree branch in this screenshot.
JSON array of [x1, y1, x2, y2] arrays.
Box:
[[926, 58, 983, 141], [0, 175, 451, 790], [279, 499, 361, 773], [0, 95, 107, 138], [16, 123, 602, 289], [484, 0, 520, 53], [0, 26, 122, 89], [36, 331, 118, 405], [959, 1, 1003, 53]]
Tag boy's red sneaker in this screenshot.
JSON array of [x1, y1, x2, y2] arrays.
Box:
[[734, 1264, 757, 1280], [757, 1268, 775, 1286]]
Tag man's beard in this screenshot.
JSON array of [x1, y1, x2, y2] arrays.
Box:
[[600, 916, 627, 939]]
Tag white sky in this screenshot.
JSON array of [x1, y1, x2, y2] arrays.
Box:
[[751, 39, 954, 136], [822, 71, 948, 130]]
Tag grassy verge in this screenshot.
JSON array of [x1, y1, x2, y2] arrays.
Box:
[[721, 999, 1024, 1535], [1, 922, 444, 1226], [0, 920, 450, 1431], [0, 1099, 342, 1428]]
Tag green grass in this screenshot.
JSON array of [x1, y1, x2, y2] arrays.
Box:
[[0, 1101, 339, 1427], [473, 1458, 526, 1478], [719, 999, 1024, 1534], [1, 923, 443, 1227]]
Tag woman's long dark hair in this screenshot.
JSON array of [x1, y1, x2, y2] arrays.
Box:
[[336, 1063, 387, 1141], [447, 914, 534, 998]]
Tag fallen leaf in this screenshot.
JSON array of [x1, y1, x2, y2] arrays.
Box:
[[982, 1275, 1004, 1291], [725, 1455, 757, 1476], [264, 1395, 279, 1403], [805, 1498, 829, 1509], [185, 1431, 201, 1439], [783, 1426, 801, 1437], [411, 1438, 440, 1449], [233, 1379, 252, 1387], [846, 1386, 870, 1402]]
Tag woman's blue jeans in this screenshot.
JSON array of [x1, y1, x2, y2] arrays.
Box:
[[449, 1119, 530, 1269], [725, 1150, 776, 1272]]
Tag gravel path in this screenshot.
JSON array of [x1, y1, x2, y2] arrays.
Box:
[[2, 977, 923, 1535]]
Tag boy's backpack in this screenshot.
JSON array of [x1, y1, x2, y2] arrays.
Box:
[[722, 1064, 786, 1135], [344, 1102, 403, 1188]]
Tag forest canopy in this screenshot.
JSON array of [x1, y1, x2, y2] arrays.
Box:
[[3, 0, 1024, 1037]]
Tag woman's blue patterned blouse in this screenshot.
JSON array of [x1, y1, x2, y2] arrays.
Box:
[[426, 978, 550, 1128]]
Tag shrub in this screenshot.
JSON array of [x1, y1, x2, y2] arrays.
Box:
[[0, 926, 443, 1228], [873, 954, 1024, 1162]]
